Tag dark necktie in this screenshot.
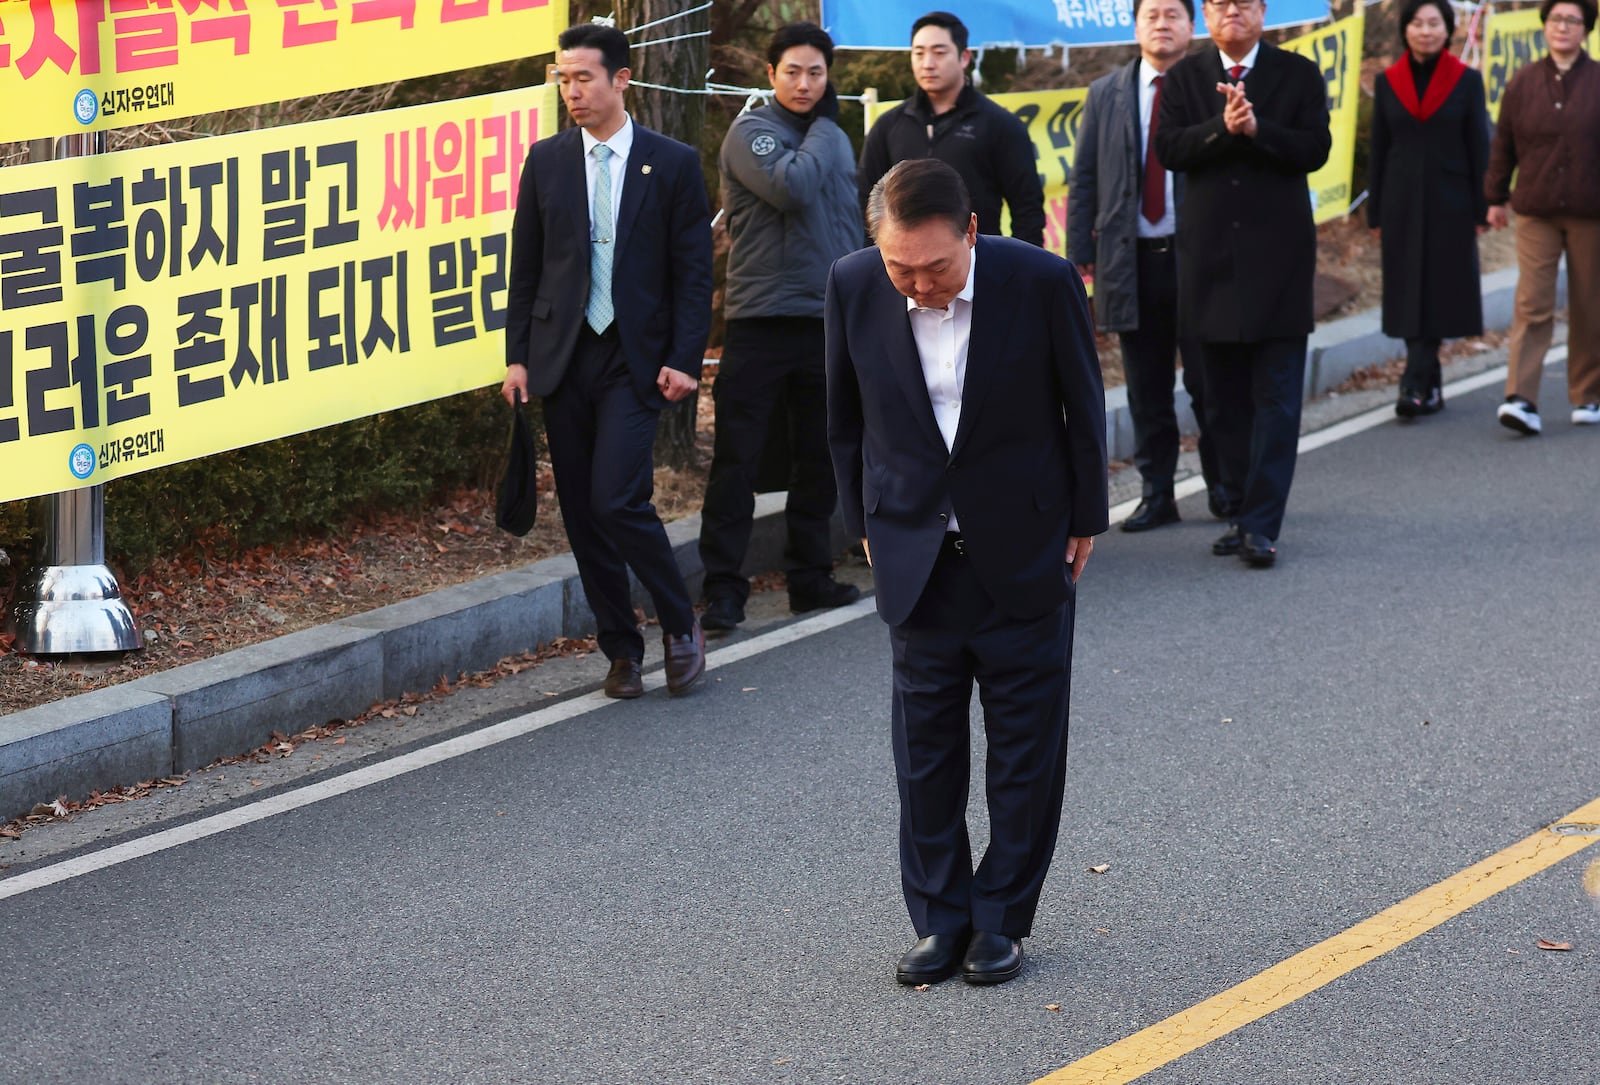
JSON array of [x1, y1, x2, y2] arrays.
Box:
[[1142, 74, 1165, 225], [1229, 64, 1246, 81]]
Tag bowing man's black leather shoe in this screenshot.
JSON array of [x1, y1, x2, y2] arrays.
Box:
[[1240, 533, 1277, 568], [1211, 523, 1243, 556], [1121, 492, 1180, 533], [962, 931, 1023, 985], [895, 933, 968, 985]]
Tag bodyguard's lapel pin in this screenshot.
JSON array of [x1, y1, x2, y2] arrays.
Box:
[[641, 164, 652, 175]]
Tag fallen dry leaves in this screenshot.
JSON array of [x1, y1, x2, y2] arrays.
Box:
[[0, 461, 704, 719], [0, 638, 599, 842], [1535, 938, 1572, 952]]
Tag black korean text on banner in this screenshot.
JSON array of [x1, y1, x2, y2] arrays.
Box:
[[0, 84, 559, 504]]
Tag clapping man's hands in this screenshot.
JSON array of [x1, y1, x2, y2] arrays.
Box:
[[1215, 80, 1258, 137]]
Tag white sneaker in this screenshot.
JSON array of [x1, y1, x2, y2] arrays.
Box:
[[1572, 403, 1600, 425], [1498, 396, 1542, 435]]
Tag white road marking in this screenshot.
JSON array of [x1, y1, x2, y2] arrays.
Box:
[[0, 598, 877, 903], [1107, 350, 1564, 527]]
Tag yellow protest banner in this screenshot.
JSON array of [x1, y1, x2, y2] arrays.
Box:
[[0, 0, 566, 143], [1283, 6, 1364, 223], [1483, 7, 1600, 119], [0, 83, 558, 505], [866, 7, 1364, 254]]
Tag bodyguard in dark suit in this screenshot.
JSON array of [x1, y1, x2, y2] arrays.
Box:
[[503, 24, 710, 698], [1156, 0, 1330, 567], [1068, 0, 1228, 531], [826, 160, 1108, 986]]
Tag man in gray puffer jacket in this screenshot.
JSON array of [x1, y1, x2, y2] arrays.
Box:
[[698, 22, 863, 630]]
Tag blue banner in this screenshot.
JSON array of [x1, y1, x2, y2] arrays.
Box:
[[823, 0, 1330, 47]]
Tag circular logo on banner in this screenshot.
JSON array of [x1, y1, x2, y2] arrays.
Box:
[[750, 134, 777, 156], [74, 89, 99, 125], [69, 443, 96, 480]]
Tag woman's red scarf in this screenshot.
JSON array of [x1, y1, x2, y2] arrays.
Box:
[[1385, 50, 1467, 122]]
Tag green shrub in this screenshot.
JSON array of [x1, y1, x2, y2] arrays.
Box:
[[0, 388, 528, 574]]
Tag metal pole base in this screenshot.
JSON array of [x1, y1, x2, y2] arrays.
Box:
[[8, 563, 143, 655]]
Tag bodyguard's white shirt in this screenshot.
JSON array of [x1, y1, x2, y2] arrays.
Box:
[[580, 115, 633, 238], [1138, 59, 1178, 239], [906, 246, 977, 530]]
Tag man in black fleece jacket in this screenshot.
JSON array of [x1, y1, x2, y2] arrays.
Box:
[[857, 11, 1046, 247]]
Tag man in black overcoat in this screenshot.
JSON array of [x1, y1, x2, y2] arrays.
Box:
[[1155, 0, 1330, 567]]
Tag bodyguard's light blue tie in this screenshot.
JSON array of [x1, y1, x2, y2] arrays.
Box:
[[586, 143, 615, 334]]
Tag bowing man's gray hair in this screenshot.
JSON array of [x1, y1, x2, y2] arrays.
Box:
[[865, 158, 972, 241]]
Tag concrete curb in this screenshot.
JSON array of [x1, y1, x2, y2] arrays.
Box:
[[0, 494, 818, 819], [0, 264, 1559, 819]]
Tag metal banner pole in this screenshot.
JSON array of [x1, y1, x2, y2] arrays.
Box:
[[5, 131, 142, 656]]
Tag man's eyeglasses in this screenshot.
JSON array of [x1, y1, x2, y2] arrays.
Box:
[[1545, 13, 1586, 27], [1204, 0, 1261, 10]]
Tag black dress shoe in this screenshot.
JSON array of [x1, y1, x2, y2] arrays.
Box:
[[1397, 387, 1446, 419], [896, 932, 968, 985], [603, 658, 643, 699], [1121, 492, 1180, 533], [701, 595, 744, 632], [1239, 533, 1277, 568], [789, 576, 861, 614], [961, 931, 1023, 985], [1212, 523, 1242, 556], [1208, 487, 1240, 521]]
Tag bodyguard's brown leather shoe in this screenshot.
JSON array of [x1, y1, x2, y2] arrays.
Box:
[[603, 658, 643, 699], [662, 620, 705, 696]]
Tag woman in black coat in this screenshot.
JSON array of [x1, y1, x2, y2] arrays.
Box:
[[1368, 0, 1491, 417]]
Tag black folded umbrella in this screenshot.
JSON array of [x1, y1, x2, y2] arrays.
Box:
[[496, 389, 540, 537]]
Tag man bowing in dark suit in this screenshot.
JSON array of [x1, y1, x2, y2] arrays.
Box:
[[503, 23, 711, 698], [826, 159, 1108, 986], [1155, 0, 1330, 567]]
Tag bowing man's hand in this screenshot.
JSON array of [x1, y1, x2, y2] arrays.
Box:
[[657, 366, 699, 402], [861, 537, 872, 567], [1066, 535, 1093, 583]]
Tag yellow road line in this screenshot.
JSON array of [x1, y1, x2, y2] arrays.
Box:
[[1037, 796, 1600, 1085]]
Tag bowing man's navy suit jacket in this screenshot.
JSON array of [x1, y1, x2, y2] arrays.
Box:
[[825, 234, 1110, 628], [504, 123, 713, 408]]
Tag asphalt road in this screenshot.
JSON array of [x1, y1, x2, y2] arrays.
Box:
[[2, 363, 1597, 1085]]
